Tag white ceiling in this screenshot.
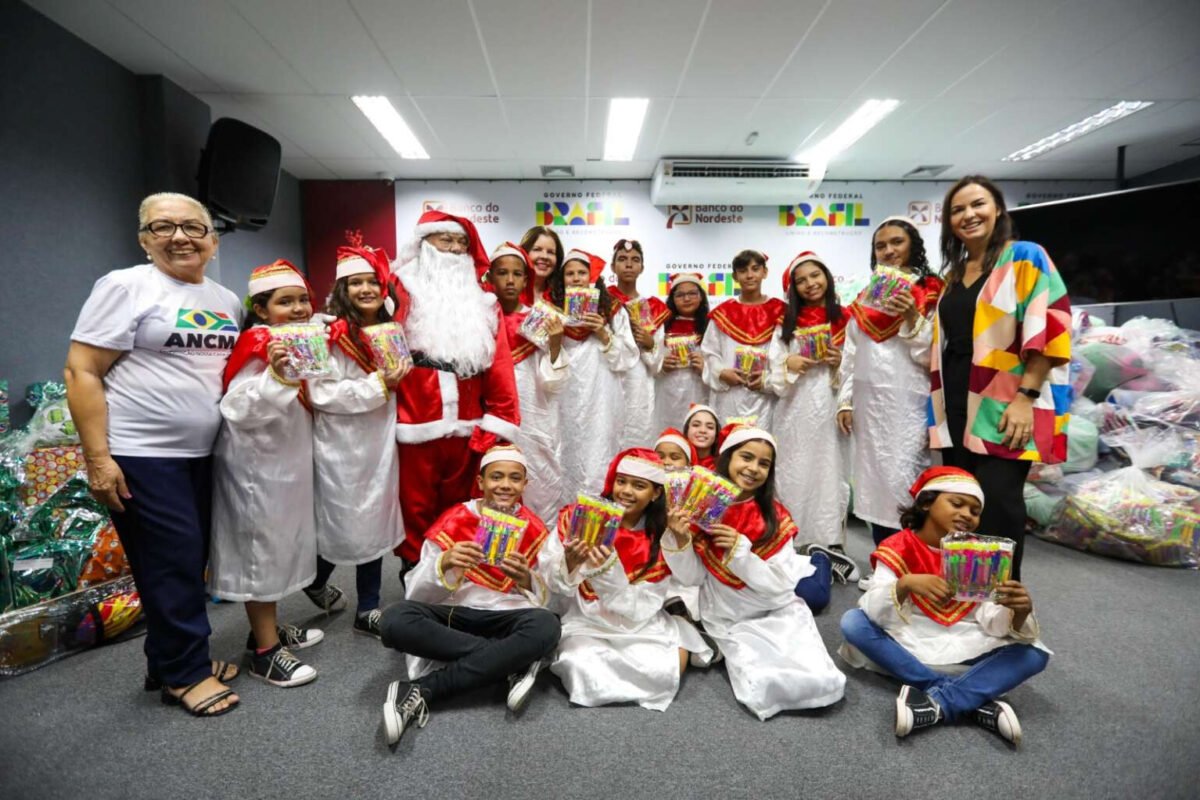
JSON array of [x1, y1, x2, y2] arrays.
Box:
[[26, 0, 1200, 181]]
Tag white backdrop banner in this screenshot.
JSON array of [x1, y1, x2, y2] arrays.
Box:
[[394, 180, 1103, 303]]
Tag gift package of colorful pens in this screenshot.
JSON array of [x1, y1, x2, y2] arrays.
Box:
[[666, 334, 699, 366], [473, 507, 527, 565], [567, 494, 623, 548], [860, 265, 915, 311], [271, 323, 332, 380], [625, 297, 654, 330], [362, 322, 412, 373], [564, 287, 600, 325], [678, 467, 740, 531], [794, 323, 831, 361], [733, 345, 768, 378], [940, 532, 1015, 602], [518, 300, 566, 348], [664, 468, 692, 508]]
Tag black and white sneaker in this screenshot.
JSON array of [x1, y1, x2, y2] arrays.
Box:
[[974, 699, 1022, 746], [353, 609, 383, 640], [895, 685, 941, 737], [690, 627, 723, 668], [805, 543, 861, 584], [248, 644, 317, 687], [302, 583, 347, 614], [246, 623, 324, 652], [506, 659, 544, 713], [383, 681, 430, 746]]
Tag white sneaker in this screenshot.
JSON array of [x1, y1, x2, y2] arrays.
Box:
[[858, 573, 873, 592], [506, 659, 543, 713], [974, 699, 1022, 747], [383, 681, 430, 746]]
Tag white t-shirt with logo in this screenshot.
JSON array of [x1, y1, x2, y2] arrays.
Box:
[[71, 264, 244, 457]]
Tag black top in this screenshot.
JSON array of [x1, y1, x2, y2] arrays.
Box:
[[939, 276, 985, 444]]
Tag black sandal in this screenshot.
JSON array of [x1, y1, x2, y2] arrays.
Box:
[[145, 660, 240, 691], [160, 680, 239, 717]]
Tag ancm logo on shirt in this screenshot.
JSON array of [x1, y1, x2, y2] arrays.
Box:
[[163, 309, 238, 352]]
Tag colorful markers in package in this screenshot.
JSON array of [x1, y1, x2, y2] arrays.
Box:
[[794, 323, 831, 361], [733, 345, 768, 378], [473, 507, 528, 566], [941, 532, 1015, 602], [565, 287, 600, 325], [664, 468, 692, 508], [724, 415, 759, 427], [678, 467, 740, 531], [860, 265, 915, 311], [567, 494, 624, 548], [666, 335, 699, 367], [625, 297, 653, 330], [518, 300, 567, 348], [271, 322, 332, 380], [362, 322, 412, 372]]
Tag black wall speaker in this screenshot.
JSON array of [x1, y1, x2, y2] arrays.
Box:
[[198, 118, 282, 231]]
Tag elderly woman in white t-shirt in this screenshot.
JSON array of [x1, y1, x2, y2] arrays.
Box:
[[65, 193, 243, 717]]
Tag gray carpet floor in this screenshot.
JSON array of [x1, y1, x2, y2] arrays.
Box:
[[1, 524, 1198, 800]]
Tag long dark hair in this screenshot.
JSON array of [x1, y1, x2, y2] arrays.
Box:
[[870, 219, 932, 279], [325, 275, 395, 337], [666, 281, 709, 337], [520, 226, 563, 291], [716, 440, 778, 544], [550, 258, 613, 319], [601, 488, 667, 580], [939, 175, 1017, 290], [898, 491, 938, 531], [781, 258, 843, 344], [242, 290, 275, 330]]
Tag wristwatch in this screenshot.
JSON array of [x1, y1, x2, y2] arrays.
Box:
[[1017, 387, 1041, 400]]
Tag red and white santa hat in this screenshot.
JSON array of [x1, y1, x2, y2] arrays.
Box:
[[335, 245, 395, 313], [563, 249, 607, 284], [655, 428, 697, 465], [908, 466, 985, 508], [874, 214, 917, 233], [247, 259, 310, 297], [782, 250, 828, 293], [490, 241, 532, 270], [397, 209, 491, 280], [718, 424, 777, 455], [668, 273, 704, 294], [602, 447, 667, 495], [683, 402, 719, 431], [479, 443, 528, 471]]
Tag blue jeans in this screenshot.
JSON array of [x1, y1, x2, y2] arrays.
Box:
[[795, 551, 831, 613], [310, 556, 383, 614], [840, 608, 1049, 721]]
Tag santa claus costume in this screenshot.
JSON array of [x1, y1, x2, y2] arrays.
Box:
[[662, 427, 846, 720], [653, 273, 710, 433], [554, 250, 639, 504], [389, 211, 521, 564], [305, 245, 405, 627], [838, 218, 943, 549], [700, 287, 786, 432], [492, 242, 569, 525], [607, 239, 668, 450], [770, 252, 851, 549]]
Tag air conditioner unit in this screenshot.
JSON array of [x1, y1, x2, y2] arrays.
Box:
[[650, 159, 825, 206]]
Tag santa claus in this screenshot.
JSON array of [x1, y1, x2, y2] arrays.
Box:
[[389, 210, 521, 564]]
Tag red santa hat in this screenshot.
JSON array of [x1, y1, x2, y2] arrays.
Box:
[[908, 466, 985, 508], [683, 402, 719, 431], [335, 245, 396, 314], [479, 443, 528, 471], [563, 249, 607, 284], [399, 209, 491, 280], [489, 241, 532, 271], [655, 428, 697, 465], [718, 424, 777, 455], [602, 447, 667, 495], [782, 250, 828, 293], [247, 259, 311, 298]]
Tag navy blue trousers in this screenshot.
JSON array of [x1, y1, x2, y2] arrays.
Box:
[[311, 556, 383, 613], [109, 455, 214, 687]]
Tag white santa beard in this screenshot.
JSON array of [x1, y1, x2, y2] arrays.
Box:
[[398, 241, 497, 375]]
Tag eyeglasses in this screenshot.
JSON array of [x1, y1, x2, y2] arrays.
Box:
[[673, 290, 702, 299], [141, 220, 212, 238]]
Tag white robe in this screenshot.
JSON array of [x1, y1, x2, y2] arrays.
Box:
[[839, 561, 1050, 674], [700, 324, 783, 431], [836, 317, 933, 529], [654, 361, 710, 433], [557, 308, 639, 503], [769, 344, 849, 546], [513, 337, 569, 525], [545, 530, 712, 711], [617, 322, 665, 450], [308, 346, 404, 565], [209, 360, 317, 602], [664, 533, 846, 720]]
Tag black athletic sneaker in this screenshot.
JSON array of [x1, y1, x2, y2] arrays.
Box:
[[248, 644, 317, 688], [302, 583, 347, 614], [805, 543, 861, 583], [383, 681, 430, 746], [974, 699, 1022, 746], [506, 659, 543, 713], [353, 609, 383, 640], [895, 685, 941, 737], [245, 623, 324, 652]]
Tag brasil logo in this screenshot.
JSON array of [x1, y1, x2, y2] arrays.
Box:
[[535, 201, 629, 226], [176, 309, 238, 331], [778, 203, 870, 227]]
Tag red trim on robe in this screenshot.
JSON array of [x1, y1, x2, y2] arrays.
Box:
[[328, 318, 377, 374], [708, 298, 786, 345], [693, 498, 796, 589], [870, 528, 976, 626], [793, 305, 849, 348], [848, 275, 944, 344], [222, 327, 311, 412], [428, 503, 551, 594], [502, 308, 538, 365], [556, 505, 670, 601]]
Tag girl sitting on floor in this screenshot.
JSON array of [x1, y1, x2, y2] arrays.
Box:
[[839, 466, 1050, 746]]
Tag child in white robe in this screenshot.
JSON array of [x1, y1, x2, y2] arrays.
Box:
[[209, 260, 323, 688], [653, 273, 710, 433], [662, 426, 846, 720], [607, 238, 666, 449]]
